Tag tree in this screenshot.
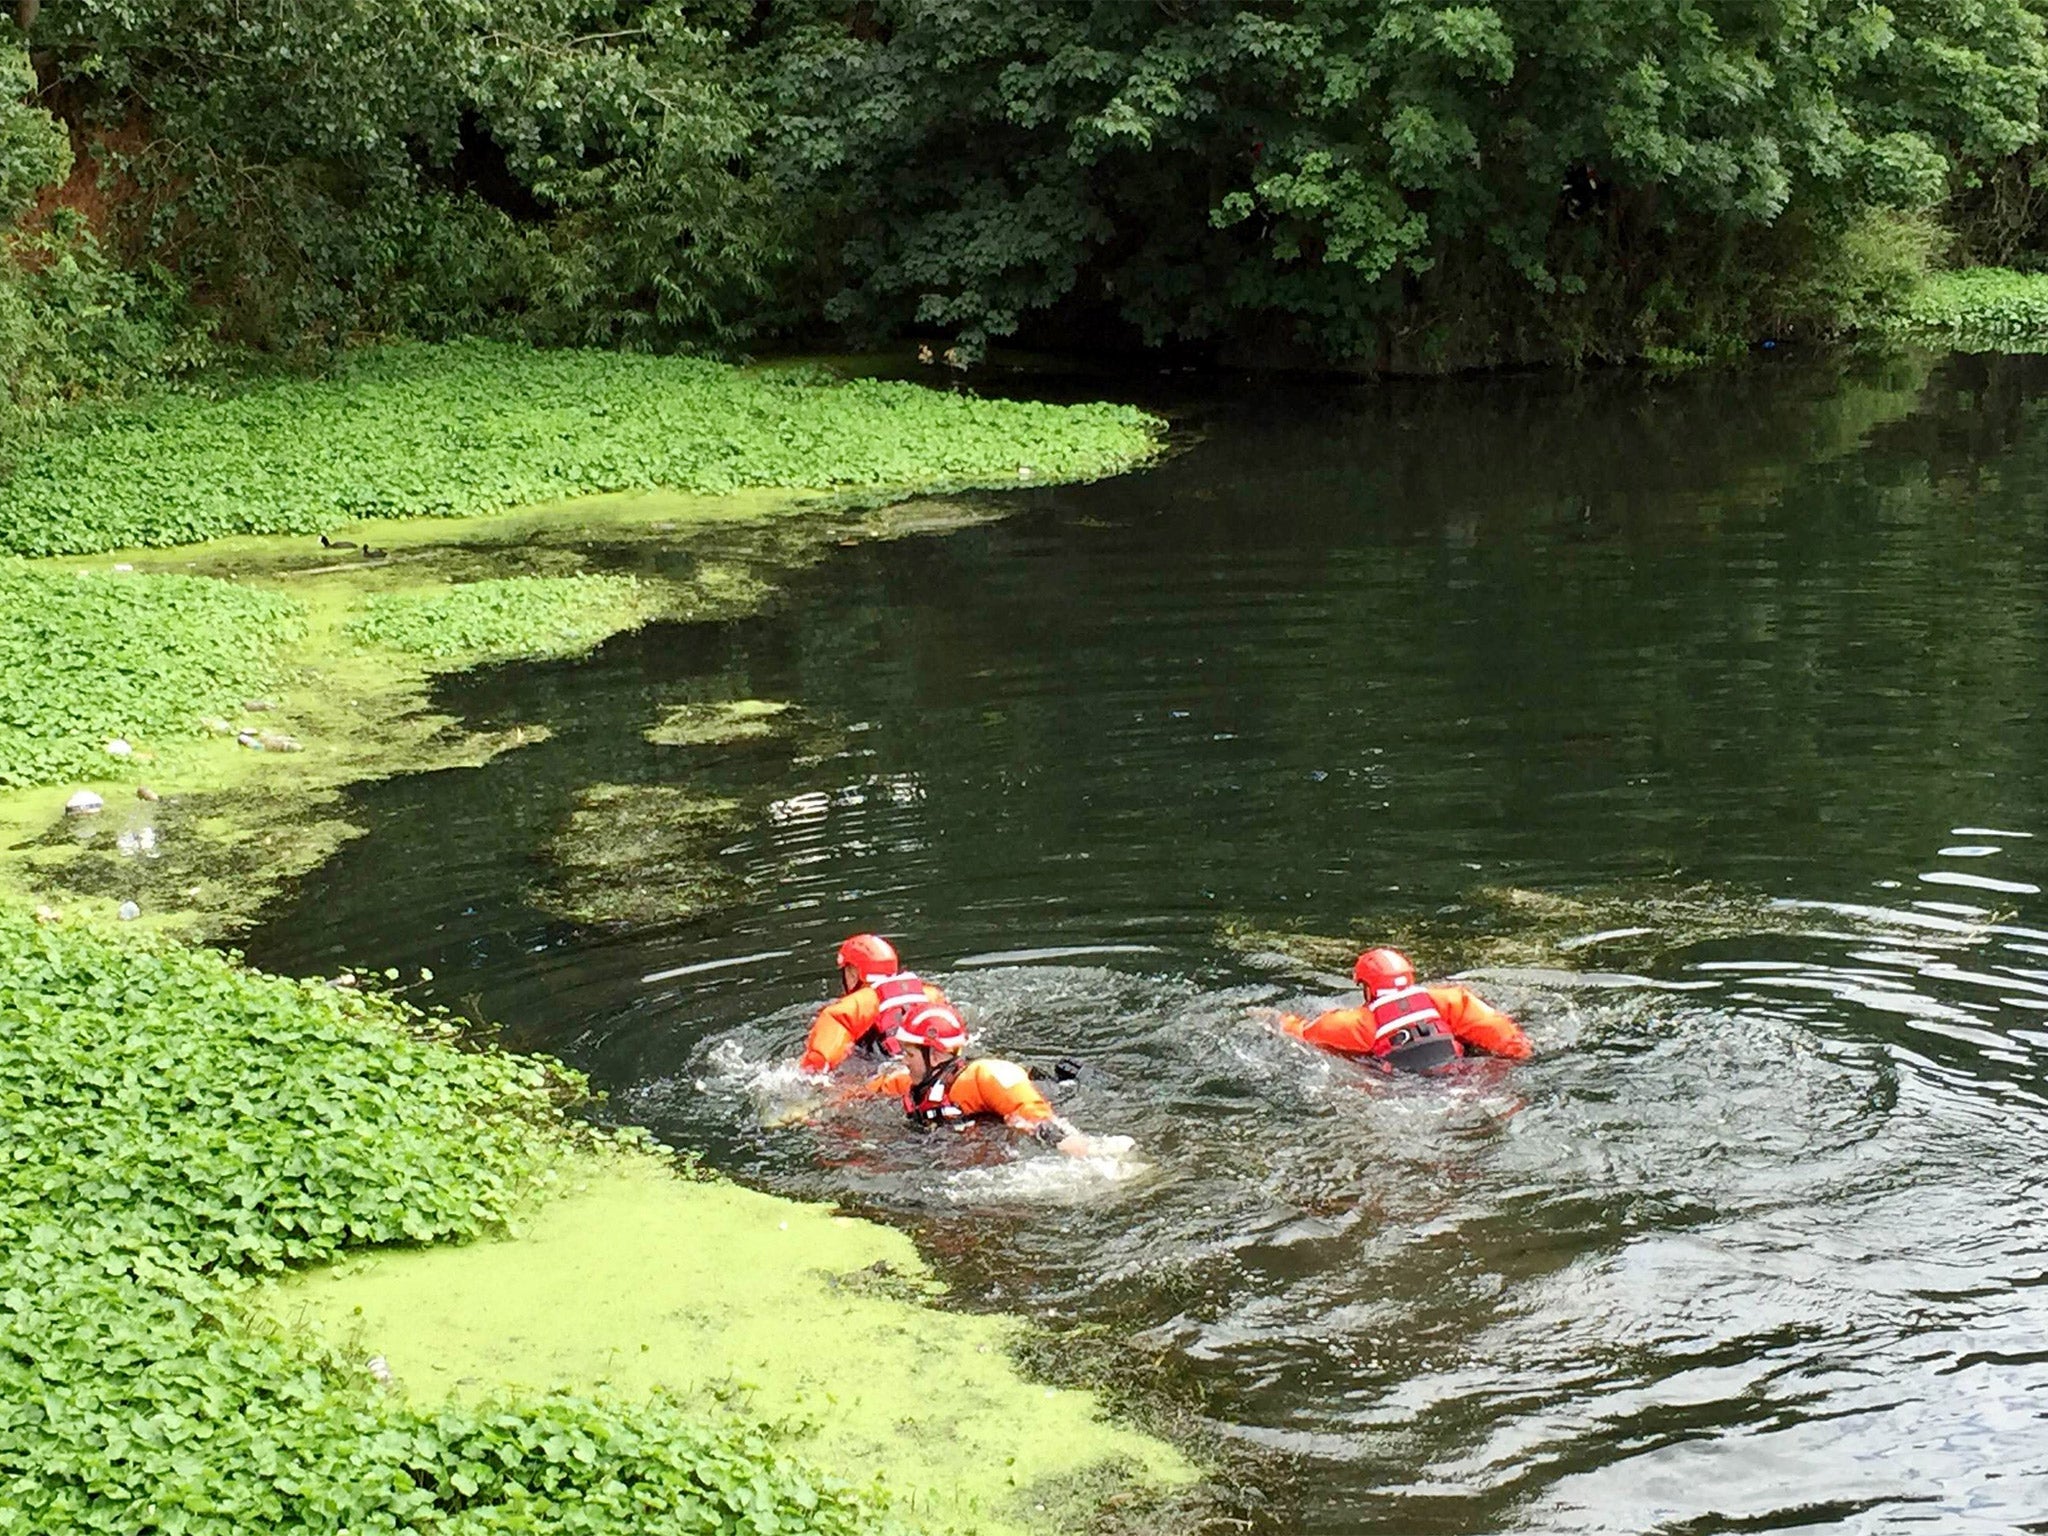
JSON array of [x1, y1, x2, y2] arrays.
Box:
[[24, 0, 786, 350], [765, 0, 2048, 365]]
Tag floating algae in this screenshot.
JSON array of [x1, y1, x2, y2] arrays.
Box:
[[1223, 879, 2021, 983], [537, 696, 850, 925], [2, 483, 1011, 934], [281, 1152, 1193, 1536], [644, 698, 794, 748], [1224, 882, 1806, 978]]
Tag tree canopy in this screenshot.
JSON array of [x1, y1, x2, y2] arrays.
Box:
[[767, 0, 2048, 363], [10, 1, 2048, 375]]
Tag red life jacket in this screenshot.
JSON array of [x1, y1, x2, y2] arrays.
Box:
[[862, 971, 926, 1056], [1366, 984, 1462, 1070]]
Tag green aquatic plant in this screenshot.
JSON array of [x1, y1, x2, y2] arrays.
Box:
[[348, 573, 649, 664], [0, 917, 569, 1269], [644, 698, 793, 747], [1890, 267, 2048, 343], [0, 913, 895, 1535], [0, 565, 305, 787], [0, 340, 1161, 558], [536, 783, 748, 926]]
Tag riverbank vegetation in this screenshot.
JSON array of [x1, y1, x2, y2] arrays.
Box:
[[0, 567, 302, 787], [0, 341, 1158, 557], [1886, 267, 2048, 346], [0, 910, 1188, 1534], [16, 2, 2048, 400], [0, 912, 902, 1535], [347, 574, 653, 664]]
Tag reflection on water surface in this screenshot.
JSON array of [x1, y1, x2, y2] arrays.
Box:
[[249, 352, 2048, 1533]]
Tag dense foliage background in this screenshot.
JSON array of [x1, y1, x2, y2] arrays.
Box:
[[12, 0, 2048, 407]]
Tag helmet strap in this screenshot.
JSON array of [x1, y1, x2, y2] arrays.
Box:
[[911, 1055, 964, 1100]]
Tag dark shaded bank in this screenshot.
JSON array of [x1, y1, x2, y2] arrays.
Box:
[[12, 1, 2048, 411]]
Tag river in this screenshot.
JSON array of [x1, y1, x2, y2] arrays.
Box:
[[245, 348, 2048, 1533]]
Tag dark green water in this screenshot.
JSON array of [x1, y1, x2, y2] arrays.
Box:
[[248, 350, 2048, 1533]]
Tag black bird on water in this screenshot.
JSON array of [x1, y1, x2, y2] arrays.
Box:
[[318, 533, 356, 550]]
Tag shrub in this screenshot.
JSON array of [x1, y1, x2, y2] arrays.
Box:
[[1889, 266, 2048, 341], [0, 221, 213, 432], [3, 47, 213, 440]]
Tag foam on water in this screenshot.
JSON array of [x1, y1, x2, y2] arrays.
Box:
[[941, 1139, 1151, 1205]]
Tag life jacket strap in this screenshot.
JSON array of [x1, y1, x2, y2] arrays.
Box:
[[905, 1056, 965, 1125]]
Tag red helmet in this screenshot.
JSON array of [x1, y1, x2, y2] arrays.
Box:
[[835, 933, 899, 981], [892, 1000, 967, 1053], [1353, 947, 1415, 996]]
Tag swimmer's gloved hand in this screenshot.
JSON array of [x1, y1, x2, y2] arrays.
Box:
[[1040, 1114, 1138, 1163], [1036, 1116, 1089, 1156], [1027, 1058, 1084, 1084], [1036, 1117, 1135, 1159]]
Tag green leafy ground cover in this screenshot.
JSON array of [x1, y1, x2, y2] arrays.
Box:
[[1891, 269, 2048, 344], [0, 341, 1160, 558], [0, 912, 893, 1535], [348, 574, 650, 663], [0, 566, 305, 788], [0, 564, 642, 794]]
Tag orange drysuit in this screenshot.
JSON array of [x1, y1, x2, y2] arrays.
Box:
[[799, 979, 949, 1073], [1280, 985, 1531, 1062], [866, 1057, 1056, 1128]]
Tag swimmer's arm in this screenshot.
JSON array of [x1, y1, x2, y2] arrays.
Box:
[[1278, 1008, 1370, 1054], [815, 1067, 907, 1115], [865, 1067, 911, 1098], [798, 992, 876, 1073], [1431, 986, 1532, 1060]]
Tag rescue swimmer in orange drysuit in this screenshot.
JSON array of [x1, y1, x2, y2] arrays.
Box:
[[1278, 947, 1532, 1073], [800, 933, 1123, 1157], [866, 1000, 1127, 1158], [797, 933, 945, 1075]]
